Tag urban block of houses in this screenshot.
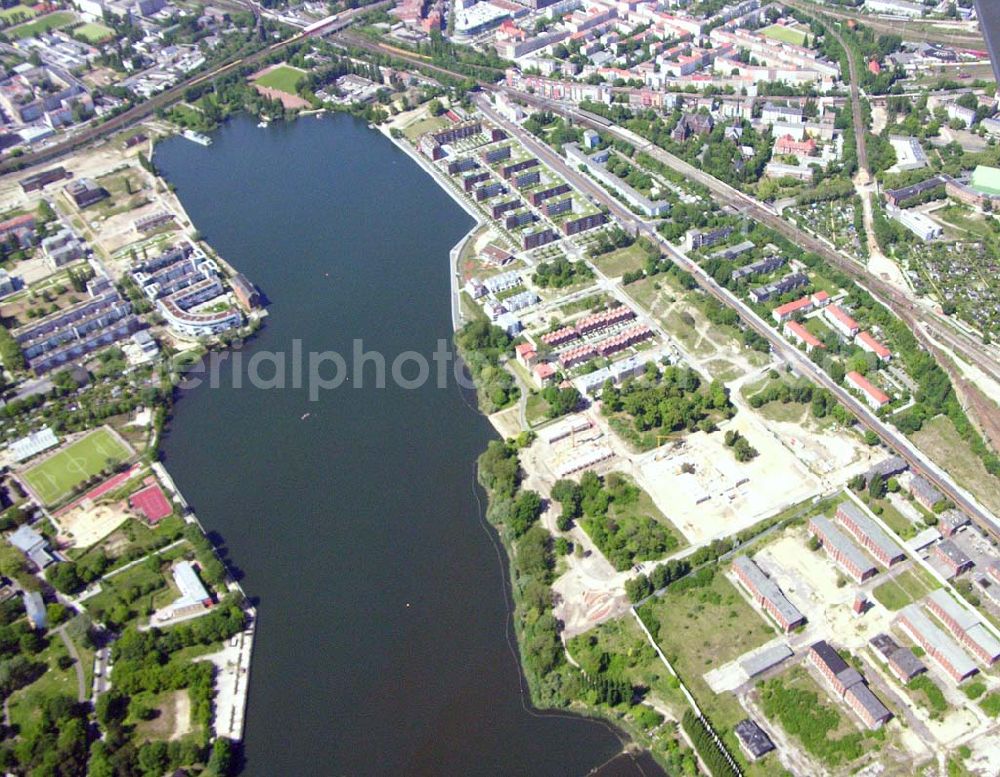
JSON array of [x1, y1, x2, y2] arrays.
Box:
[[925, 589, 1000, 666], [565, 143, 669, 217], [845, 371, 890, 410], [12, 274, 138, 375], [896, 603, 978, 683], [731, 254, 785, 282], [808, 640, 892, 730], [732, 555, 805, 632], [809, 515, 878, 583], [574, 349, 669, 397], [748, 271, 808, 304]]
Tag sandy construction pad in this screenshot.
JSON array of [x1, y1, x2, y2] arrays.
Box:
[[55, 500, 131, 549], [637, 415, 821, 545]]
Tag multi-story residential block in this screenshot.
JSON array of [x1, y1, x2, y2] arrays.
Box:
[[732, 555, 805, 632], [783, 320, 822, 353], [771, 290, 829, 322], [845, 371, 890, 410], [809, 515, 878, 583], [836, 501, 905, 567], [925, 589, 1000, 665], [562, 212, 607, 236], [13, 275, 138, 374], [808, 641, 891, 729], [855, 331, 891, 361], [523, 226, 557, 250], [823, 304, 861, 338], [897, 604, 978, 683], [731, 255, 784, 282], [529, 183, 571, 206], [932, 539, 974, 578], [748, 271, 808, 303]]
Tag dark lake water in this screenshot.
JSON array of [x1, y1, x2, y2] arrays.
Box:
[[155, 114, 658, 776]]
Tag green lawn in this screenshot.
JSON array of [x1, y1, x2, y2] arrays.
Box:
[[871, 567, 938, 611], [402, 114, 449, 141], [72, 21, 114, 43], [8, 10, 75, 39], [8, 638, 79, 732], [0, 4, 35, 23], [761, 24, 807, 46], [22, 428, 132, 506], [594, 243, 650, 277], [639, 569, 775, 729], [911, 415, 1000, 518], [253, 64, 305, 95]]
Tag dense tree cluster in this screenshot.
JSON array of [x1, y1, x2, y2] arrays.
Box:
[[455, 320, 519, 413], [758, 675, 869, 766], [551, 472, 679, 571], [540, 385, 580, 419], [602, 366, 733, 440], [723, 429, 758, 462], [532, 256, 593, 289], [681, 710, 740, 777]]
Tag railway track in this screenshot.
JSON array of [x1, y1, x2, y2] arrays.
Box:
[[482, 91, 1000, 541]]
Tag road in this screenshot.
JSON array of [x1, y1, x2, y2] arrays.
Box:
[[475, 93, 1000, 544], [505, 89, 1000, 398]]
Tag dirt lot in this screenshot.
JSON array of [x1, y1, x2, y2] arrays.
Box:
[[636, 413, 820, 545], [54, 499, 131, 548], [135, 689, 193, 742]]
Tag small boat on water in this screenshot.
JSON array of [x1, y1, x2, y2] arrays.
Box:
[[301, 413, 311, 421], [181, 129, 211, 146], [257, 120, 269, 128]]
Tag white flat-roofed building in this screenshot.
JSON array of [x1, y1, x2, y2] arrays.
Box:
[[9, 427, 59, 462], [886, 205, 941, 242]]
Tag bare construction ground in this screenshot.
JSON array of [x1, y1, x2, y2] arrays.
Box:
[[53, 499, 131, 548], [636, 413, 820, 545]]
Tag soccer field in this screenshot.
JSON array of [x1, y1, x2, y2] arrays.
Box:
[[761, 24, 807, 46], [22, 428, 132, 506], [254, 65, 305, 95], [72, 22, 114, 43]]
